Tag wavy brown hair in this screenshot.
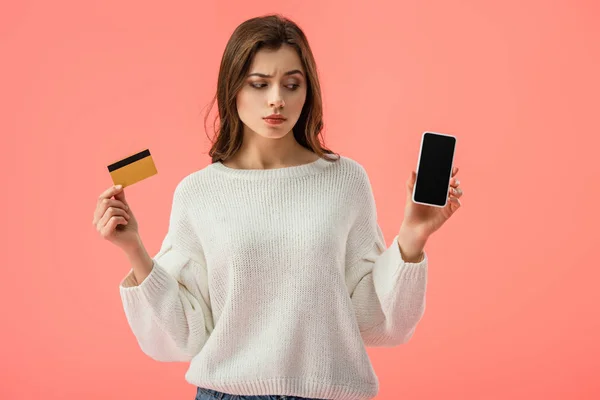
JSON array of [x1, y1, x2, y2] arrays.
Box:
[[203, 14, 340, 164]]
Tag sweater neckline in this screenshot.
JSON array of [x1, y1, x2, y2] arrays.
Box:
[[210, 155, 335, 179]]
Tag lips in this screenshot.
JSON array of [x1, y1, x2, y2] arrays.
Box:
[[264, 114, 286, 120]]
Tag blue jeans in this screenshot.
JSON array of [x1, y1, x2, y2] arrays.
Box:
[[195, 386, 328, 400]]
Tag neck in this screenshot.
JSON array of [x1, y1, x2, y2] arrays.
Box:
[[226, 129, 315, 170]]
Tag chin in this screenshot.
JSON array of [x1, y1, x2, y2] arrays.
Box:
[[261, 130, 291, 139], [253, 121, 294, 138]]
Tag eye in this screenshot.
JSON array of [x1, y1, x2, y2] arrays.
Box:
[[249, 82, 300, 90]]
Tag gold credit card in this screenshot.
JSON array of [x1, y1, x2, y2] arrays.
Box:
[[107, 149, 158, 188]]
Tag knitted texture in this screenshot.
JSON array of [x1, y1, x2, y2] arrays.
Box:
[[119, 155, 428, 400]]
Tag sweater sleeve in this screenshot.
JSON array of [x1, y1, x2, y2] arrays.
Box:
[[118, 181, 214, 362], [345, 166, 428, 347]]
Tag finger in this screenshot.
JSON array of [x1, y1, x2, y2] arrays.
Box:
[[450, 176, 461, 188], [407, 171, 416, 188], [451, 166, 459, 177], [114, 187, 128, 205], [98, 185, 124, 203], [448, 196, 461, 207], [93, 198, 128, 224], [101, 216, 128, 238], [106, 206, 130, 221], [448, 187, 463, 197], [98, 215, 129, 237], [97, 206, 130, 229], [101, 198, 128, 210]]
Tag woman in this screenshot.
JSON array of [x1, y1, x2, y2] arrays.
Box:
[[93, 14, 463, 400]]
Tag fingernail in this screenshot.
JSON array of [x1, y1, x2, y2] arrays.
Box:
[[456, 180, 460, 185], [115, 185, 122, 189]]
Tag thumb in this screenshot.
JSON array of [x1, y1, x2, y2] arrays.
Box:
[[114, 186, 128, 205], [406, 171, 416, 193]]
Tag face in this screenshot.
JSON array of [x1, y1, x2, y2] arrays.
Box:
[[236, 44, 307, 139]]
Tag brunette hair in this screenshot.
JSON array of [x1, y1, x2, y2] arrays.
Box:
[[203, 14, 340, 164]]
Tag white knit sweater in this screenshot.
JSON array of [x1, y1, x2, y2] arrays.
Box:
[[119, 155, 428, 400]]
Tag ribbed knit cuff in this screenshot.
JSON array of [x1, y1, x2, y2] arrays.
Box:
[[372, 235, 428, 297], [119, 260, 178, 304]]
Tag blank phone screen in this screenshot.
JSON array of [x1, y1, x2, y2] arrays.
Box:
[[413, 132, 456, 207]]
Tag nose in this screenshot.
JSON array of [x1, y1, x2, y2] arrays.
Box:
[[268, 88, 285, 109]]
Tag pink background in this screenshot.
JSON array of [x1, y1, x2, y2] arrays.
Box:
[[2, 0, 599, 399]]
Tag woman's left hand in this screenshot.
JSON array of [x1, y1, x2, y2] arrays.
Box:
[[401, 166, 463, 239]]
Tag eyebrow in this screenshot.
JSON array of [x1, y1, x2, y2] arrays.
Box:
[[247, 70, 304, 78]]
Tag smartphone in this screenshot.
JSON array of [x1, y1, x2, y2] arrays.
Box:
[[412, 131, 457, 208]]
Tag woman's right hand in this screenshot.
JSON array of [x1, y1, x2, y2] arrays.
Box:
[[93, 185, 141, 252]]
